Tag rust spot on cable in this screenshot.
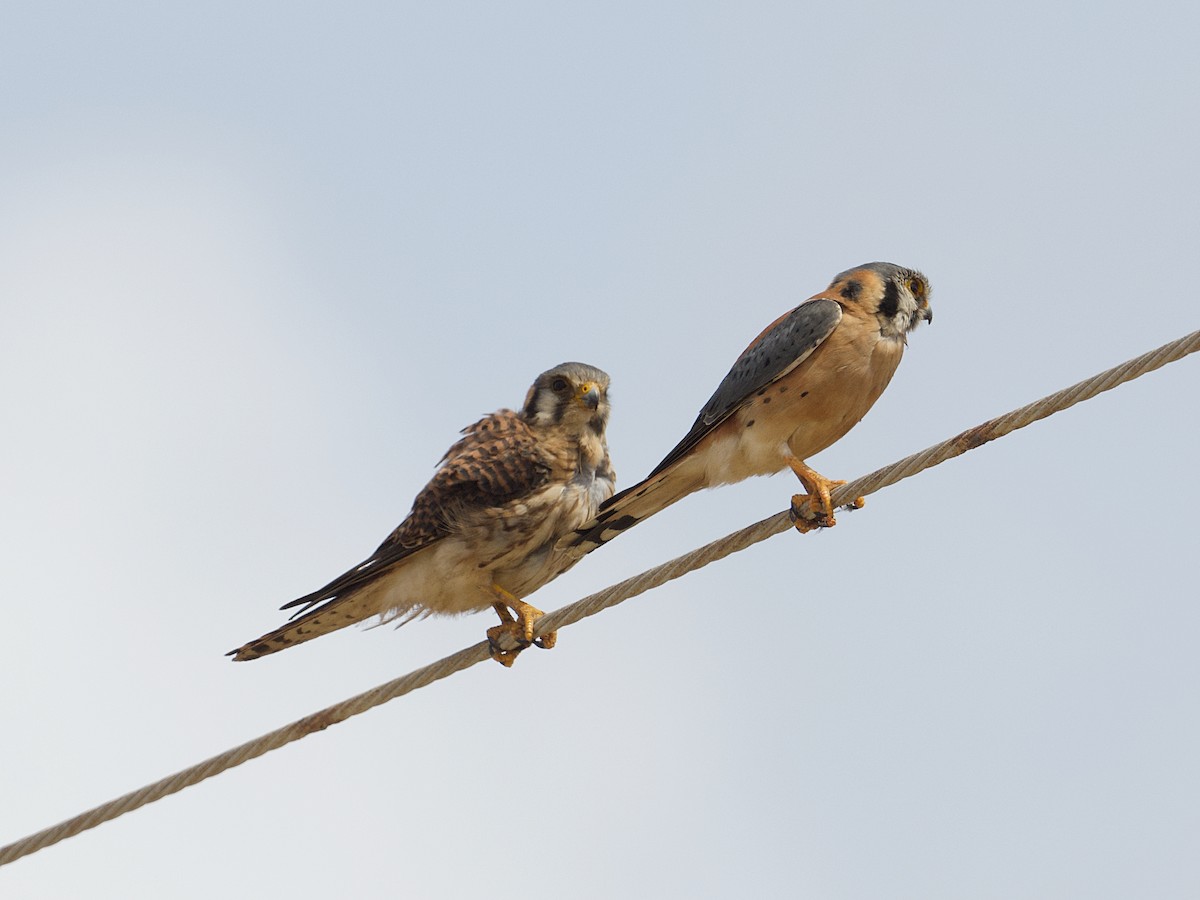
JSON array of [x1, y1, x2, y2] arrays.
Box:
[[952, 418, 1002, 453], [295, 709, 340, 736]]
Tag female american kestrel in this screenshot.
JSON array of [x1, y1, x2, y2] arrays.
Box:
[[229, 362, 615, 666], [566, 262, 932, 555]]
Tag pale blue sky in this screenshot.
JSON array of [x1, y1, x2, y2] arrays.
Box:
[[3, 2, 1198, 897]]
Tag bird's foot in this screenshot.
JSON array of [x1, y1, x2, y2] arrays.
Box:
[[487, 593, 556, 666], [487, 620, 527, 667], [790, 491, 835, 532], [786, 458, 863, 532]]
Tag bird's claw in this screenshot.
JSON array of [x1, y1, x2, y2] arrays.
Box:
[[790, 490, 866, 531], [487, 595, 556, 666], [790, 476, 868, 534], [790, 493, 835, 532], [487, 621, 528, 667], [786, 457, 865, 533]]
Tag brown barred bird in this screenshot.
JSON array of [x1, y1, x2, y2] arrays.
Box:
[[564, 262, 931, 557], [229, 362, 614, 666]]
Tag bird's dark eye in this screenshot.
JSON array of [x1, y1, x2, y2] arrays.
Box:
[[908, 278, 924, 297], [551, 377, 569, 393]]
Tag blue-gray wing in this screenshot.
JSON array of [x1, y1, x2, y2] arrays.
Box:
[[648, 298, 842, 477]]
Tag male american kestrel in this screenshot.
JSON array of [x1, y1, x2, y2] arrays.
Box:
[[566, 262, 931, 555], [229, 362, 615, 667]]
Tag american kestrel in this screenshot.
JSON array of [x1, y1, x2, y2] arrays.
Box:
[[229, 362, 615, 667], [566, 262, 931, 555]]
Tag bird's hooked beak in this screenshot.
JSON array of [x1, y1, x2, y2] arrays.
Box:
[[577, 382, 601, 410], [918, 302, 933, 325]]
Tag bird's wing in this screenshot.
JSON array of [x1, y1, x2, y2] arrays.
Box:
[[561, 298, 842, 556], [649, 298, 842, 477], [282, 410, 553, 616], [228, 411, 553, 660]]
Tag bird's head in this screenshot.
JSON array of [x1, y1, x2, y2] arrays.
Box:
[[830, 262, 933, 341], [523, 362, 612, 436]]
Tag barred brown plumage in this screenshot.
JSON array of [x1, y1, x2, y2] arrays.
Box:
[[229, 362, 615, 666]]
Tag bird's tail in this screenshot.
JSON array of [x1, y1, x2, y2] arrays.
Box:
[[559, 462, 704, 560], [227, 580, 397, 661]]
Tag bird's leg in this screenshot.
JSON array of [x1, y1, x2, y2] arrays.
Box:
[[485, 585, 556, 667], [785, 455, 864, 533], [486, 600, 523, 668]]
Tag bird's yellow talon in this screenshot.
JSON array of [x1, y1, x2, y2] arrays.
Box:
[[488, 590, 553, 665], [791, 501, 819, 533], [790, 494, 835, 532], [786, 457, 848, 531], [487, 621, 527, 667]]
